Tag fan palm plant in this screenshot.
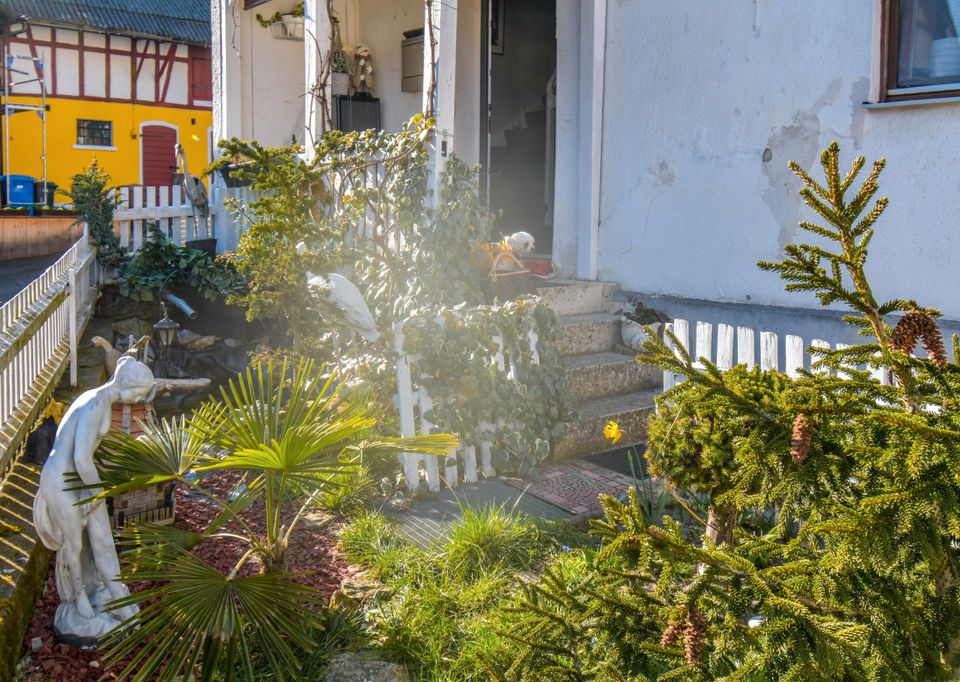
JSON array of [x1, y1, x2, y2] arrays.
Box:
[[93, 356, 457, 681]]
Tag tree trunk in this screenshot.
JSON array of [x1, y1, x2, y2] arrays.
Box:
[[705, 503, 738, 548]]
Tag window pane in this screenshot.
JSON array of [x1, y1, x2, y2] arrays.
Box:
[[898, 0, 960, 87], [76, 119, 112, 146]]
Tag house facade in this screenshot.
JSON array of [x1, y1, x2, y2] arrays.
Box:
[[1, 0, 213, 195], [213, 0, 960, 332]]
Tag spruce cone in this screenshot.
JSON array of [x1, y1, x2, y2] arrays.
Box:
[[683, 607, 706, 667], [890, 311, 948, 368], [790, 414, 813, 464], [661, 619, 682, 648]]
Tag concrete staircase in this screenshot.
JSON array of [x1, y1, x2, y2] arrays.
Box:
[[536, 280, 660, 459]]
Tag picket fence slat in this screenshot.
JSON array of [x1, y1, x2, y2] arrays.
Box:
[[737, 326, 755, 369], [785, 335, 804, 378], [695, 321, 712, 365], [717, 324, 734, 370]]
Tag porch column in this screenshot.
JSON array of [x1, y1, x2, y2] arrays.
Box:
[[304, 0, 333, 156], [213, 0, 242, 143], [423, 0, 458, 200], [576, 0, 606, 281]]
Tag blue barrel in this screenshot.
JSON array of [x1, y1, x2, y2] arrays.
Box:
[[2, 175, 36, 207]]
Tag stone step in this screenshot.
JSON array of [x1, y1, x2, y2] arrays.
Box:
[[554, 389, 657, 459], [564, 351, 661, 402], [536, 280, 608, 316], [557, 312, 620, 356]]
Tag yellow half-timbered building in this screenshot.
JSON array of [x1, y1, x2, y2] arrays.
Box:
[[0, 0, 212, 198]]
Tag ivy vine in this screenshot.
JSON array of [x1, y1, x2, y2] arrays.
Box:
[[402, 300, 571, 476]]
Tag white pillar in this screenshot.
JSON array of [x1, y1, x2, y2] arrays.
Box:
[[423, 0, 458, 201], [575, 0, 606, 281], [552, 0, 581, 276], [213, 0, 242, 144], [304, 0, 333, 155]]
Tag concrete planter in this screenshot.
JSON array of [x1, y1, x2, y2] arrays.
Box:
[[270, 15, 304, 40], [332, 72, 351, 96]]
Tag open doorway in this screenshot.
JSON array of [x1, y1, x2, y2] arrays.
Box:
[[481, 0, 557, 255]]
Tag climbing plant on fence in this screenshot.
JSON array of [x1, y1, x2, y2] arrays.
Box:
[[403, 300, 571, 476], [213, 115, 570, 473]]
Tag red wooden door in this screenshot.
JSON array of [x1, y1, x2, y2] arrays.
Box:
[[141, 125, 178, 187]]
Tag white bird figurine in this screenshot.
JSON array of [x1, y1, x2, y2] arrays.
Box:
[[296, 242, 381, 342], [175, 143, 208, 220]]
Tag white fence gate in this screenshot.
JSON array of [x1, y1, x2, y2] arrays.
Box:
[[393, 318, 541, 492], [661, 318, 894, 392], [0, 232, 98, 473]]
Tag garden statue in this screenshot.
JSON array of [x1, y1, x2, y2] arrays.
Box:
[[33, 356, 157, 646], [351, 44, 374, 94]]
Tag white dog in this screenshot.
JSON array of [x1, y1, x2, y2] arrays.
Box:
[[506, 231, 536, 257]]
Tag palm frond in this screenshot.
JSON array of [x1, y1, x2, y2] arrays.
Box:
[[103, 551, 325, 682]]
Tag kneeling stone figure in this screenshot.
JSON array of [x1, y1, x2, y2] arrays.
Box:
[[33, 356, 156, 646]]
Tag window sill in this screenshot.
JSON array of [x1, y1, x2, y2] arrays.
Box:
[[863, 95, 960, 110], [73, 144, 117, 151]]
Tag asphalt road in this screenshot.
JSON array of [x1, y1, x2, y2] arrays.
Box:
[[0, 254, 60, 304]]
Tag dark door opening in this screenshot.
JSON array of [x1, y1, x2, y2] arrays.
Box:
[[481, 0, 557, 256]]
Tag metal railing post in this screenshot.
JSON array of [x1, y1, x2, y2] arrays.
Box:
[[68, 267, 78, 387]]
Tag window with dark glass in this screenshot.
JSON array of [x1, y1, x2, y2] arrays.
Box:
[[76, 119, 113, 147], [886, 0, 960, 98]]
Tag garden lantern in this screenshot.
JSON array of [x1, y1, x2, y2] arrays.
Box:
[[153, 302, 180, 347]]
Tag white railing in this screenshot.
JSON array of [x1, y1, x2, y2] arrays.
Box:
[[662, 318, 894, 392], [394, 317, 541, 492], [0, 232, 98, 473]]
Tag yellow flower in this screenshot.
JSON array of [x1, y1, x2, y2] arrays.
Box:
[[603, 420, 623, 445]]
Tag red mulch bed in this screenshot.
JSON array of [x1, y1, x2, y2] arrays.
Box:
[[20, 471, 354, 681]]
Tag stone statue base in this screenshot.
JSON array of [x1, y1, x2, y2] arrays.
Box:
[[53, 602, 122, 650]]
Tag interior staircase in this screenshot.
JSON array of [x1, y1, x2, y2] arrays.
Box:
[[535, 280, 660, 459]]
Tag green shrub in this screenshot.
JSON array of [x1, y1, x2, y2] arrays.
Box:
[[339, 511, 420, 581], [440, 503, 540, 580], [120, 225, 247, 302], [66, 160, 127, 270]]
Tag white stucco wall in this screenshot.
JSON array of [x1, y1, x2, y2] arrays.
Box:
[[354, 0, 423, 133], [593, 1, 960, 319], [213, 0, 304, 147]]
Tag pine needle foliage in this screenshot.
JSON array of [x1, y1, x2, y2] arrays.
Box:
[[496, 143, 960, 680]]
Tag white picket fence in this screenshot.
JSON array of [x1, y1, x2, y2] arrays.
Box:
[[110, 183, 250, 255], [0, 231, 98, 473], [662, 318, 894, 391], [393, 318, 541, 492]]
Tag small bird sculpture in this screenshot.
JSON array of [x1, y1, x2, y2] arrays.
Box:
[[296, 242, 381, 342]]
